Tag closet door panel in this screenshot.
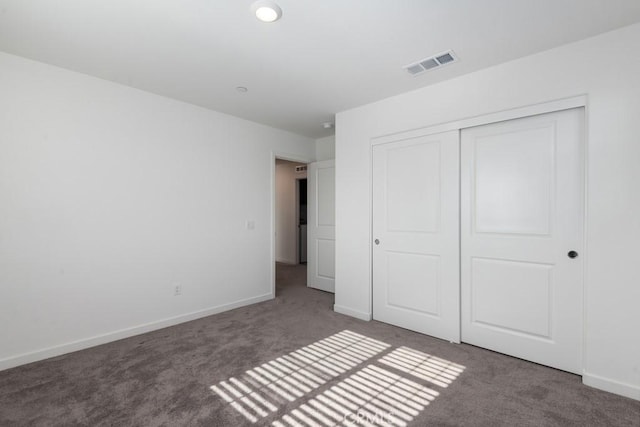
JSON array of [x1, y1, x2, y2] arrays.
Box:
[[372, 131, 460, 343], [461, 108, 584, 374]]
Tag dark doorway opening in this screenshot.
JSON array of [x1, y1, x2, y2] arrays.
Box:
[[298, 178, 307, 264]]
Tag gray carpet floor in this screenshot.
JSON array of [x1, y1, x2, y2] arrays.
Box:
[[1, 263, 638, 426]]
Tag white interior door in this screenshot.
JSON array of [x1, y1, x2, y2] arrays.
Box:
[[372, 131, 460, 343], [307, 160, 335, 293], [461, 108, 584, 374]]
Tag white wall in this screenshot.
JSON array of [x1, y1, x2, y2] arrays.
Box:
[[315, 135, 336, 161], [275, 160, 306, 264], [0, 52, 314, 370], [335, 23, 640, 400]]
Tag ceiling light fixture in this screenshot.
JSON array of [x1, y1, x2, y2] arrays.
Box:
[[236, 86, 248, 93], [251, 0, 282, 23], [322, 122, 333, 129]]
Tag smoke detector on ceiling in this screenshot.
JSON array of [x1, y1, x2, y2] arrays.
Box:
[[403, 50, 458, 76]]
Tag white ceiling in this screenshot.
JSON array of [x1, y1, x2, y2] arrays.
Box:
[[1, 1, 640, 139]]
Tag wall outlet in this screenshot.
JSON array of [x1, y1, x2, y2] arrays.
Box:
[[174, 283, 182, 296]]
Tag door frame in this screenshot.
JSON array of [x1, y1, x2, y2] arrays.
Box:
[[271, 152, 313, 299], [369, 95, 588, 365]]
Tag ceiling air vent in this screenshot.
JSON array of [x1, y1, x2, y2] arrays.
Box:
[[403, 50, 458, 77], [295, 165, 307, 172]]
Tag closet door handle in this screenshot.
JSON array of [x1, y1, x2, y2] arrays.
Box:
[[374, 239, 380, 245], [568, 250, 578, 259]]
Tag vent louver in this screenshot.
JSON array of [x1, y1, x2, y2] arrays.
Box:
[[403, 50, 458, 76], [406, 64, 424, 75]]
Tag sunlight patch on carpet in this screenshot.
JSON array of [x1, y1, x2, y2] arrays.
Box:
[[378, 347, 465, 388], [271, 364, 440, 427], [211, 330, 465, 425], [210, 330, 390, 423]]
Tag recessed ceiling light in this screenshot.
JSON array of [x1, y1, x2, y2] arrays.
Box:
[[251, 0, 282, 23], [236, 86, 248, 93]]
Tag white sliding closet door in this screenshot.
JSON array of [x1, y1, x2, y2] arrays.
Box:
[[372, 131, 460, 343], [460, 108, 584, 374]]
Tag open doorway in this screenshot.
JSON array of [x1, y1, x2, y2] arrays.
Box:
[[274, 159, 308, 296], [297, 177, 307, 264]]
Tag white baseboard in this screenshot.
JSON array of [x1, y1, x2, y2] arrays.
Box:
[[583, 372, 640, 401], [0, 293, 273, 372], [333, 304, 372, 321]]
